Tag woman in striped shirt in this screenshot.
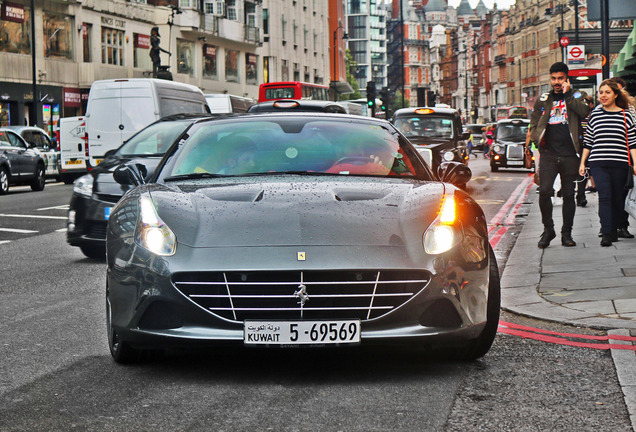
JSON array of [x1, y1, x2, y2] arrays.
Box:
[[579, 79, 636, 246]]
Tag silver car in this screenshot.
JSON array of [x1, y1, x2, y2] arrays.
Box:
[[0, 128, 47, 194]]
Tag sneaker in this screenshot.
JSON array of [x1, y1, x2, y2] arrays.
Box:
[[538, 228, 556, 248], [561, 233, 576, 247], [600, 234, 612, 247], [617, 228, 635, 238]]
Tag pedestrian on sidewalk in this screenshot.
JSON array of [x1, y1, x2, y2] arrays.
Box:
[[579, 79, 636, 247], [612, 77, 636, 239], [529, 62, 591, 248]]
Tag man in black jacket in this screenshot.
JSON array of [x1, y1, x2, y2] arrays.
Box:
[[528, 62, 591, 248]]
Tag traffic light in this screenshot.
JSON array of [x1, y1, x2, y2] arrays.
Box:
[[366, 81, 376, 111], [379, 87, 389, 111]]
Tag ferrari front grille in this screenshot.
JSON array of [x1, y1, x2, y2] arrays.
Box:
[[172, 270, 431, 322]]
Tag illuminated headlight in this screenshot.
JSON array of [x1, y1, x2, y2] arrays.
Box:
[[135, 194, 176, 256], [493, 145, 502, 153], [73, 174, 94, 197], [443, 151, 455, 161], [423, 194, 462, 254]]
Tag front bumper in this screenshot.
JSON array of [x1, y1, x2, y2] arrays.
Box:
[[67, 192, 120, 248]]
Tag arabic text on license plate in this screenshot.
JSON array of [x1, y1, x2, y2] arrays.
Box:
[[244, 320, 360, 345], [104, 207, 112, 220], [507, 160, 524, 165]]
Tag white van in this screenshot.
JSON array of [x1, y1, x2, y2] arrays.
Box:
[[205, 94, 255, 114], [85, 78, 209, 166], [59, 116, 88, 184]]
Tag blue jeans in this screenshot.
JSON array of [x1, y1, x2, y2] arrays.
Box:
[[590, 162, 630, 235], [538, 151, 579, 233]]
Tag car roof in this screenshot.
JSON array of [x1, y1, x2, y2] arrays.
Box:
[[392, 106, 459, 117], [5, 125, 49, 134], [497, 119, 530, 124], [190, 111, 390, 127], [247, 100, 347, 114]]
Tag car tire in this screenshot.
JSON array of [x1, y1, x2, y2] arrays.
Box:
[[490, 163, 498, 172], [80, 244, 106, 259], [107, 289, 143, 364], [62, 174, 75, 185], [30, 164, 46, 191], [457, 245, 501, 361], [0, 167, 9, 195]]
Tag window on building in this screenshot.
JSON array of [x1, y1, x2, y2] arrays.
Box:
[[226, 0, 237, 21], [246, 53, 257, 85], [177, 39, 194, 75], [226, 48, 239, 83], [133, 33, 151, 69], [102, 27, 124, 65], [282, 59, 289, 81], [203, 44, 218, 80], [281, 15, 286, 40], [44, 12, 73, 59], [82, 23, 91, 62], [0, 5, 31, 55], [263, 9, 269, 34]]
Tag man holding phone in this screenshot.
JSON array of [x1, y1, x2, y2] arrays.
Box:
[[528, 62, 591, 248]]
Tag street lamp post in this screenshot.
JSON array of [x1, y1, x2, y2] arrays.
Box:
[[332, 23, 348, 101], [30, 0, 38, 127]]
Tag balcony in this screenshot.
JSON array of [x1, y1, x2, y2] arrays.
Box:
[[244, 25, 261, 44], [200, 15, 219, 35], [495, 54, 506, 65]]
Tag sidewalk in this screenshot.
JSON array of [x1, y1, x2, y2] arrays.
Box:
[[500, 188, 636, 430]]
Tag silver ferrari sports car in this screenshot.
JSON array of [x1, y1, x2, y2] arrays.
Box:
[[106, 112, 499, 363]]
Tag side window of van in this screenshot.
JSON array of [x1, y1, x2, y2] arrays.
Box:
[[160, 98, 207, 116]]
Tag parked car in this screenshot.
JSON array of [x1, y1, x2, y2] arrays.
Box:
[[489, 119, 534, 172], [104, 112, 498, 364], [0, 128, 46, 194], [463, 123, 486, 151], [6, 125, 60, 181], [391, 107, 471, 187], [67, 113, 212, 259], [247, 99, 347, 114]]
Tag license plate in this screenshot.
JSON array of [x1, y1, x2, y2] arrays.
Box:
[[244, 320, 361, 345], [507, 160, 524, 165], [65, 159, 83, 165], [104, 207, 112, 220]]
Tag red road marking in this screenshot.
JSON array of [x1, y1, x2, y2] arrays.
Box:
[[488, 173, 534, 248]]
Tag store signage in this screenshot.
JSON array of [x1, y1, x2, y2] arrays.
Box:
[[64, 88, 82, 108], [567, 45, 585, 66], [101, 16, 126, 28], [204, 44, 216, 58], [2, 2, 25, 23], [135, 34, 150, 49]]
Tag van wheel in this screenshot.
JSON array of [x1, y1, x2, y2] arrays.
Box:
[[0, 167, 9, 195], [31, 164, 46, 191]]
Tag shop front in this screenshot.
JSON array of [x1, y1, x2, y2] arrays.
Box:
[[0, 82, 63, 130]]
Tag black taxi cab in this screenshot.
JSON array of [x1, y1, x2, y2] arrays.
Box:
[[489, 118, 534, 172], [391, 107, 470, 181]]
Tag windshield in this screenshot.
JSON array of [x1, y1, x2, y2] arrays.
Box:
[[497, 123, 528, 141], [163, 118, 423, 179], [117, 121, 190, 156], [394, 115, 455, 139]]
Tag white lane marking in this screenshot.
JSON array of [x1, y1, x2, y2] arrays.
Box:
[[38, 205, 69, 211], [0, 214, 67, 220], [0, 227, 38, 233], [56, 228, 68, 232], [0, 240, 10, 245]]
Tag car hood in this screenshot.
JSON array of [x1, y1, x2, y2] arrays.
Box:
[[147, 177, 445, 248], [94, 156, 163, 197]]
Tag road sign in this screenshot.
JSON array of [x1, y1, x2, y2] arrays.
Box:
[[567, 45, 585, 66], [560, 36, 570, 47]]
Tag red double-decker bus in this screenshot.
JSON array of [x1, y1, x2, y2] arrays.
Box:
[[258, 82, 330, 102], [496, 106, 529, 121]]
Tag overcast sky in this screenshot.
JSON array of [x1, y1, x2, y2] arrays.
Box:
[[447, 0, 517, 10]]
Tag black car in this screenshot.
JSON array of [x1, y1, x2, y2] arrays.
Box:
[[67, 114, 212, 258], [0, 128, 46, 194], [489, 119, 534, 172], [247, 99, 347, 114], [391, 107, 470, 185], [105, 112, 497, 364]]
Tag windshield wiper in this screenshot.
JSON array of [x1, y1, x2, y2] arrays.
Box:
[[163, 172, 227, 181]]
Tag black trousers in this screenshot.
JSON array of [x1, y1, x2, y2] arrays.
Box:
[[538, 151, 579, 233], [590, 162, 630, 235]]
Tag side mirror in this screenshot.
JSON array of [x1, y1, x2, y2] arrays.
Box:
[[104, 149, 116, 158], [462, 132, 471, 140], [113, 163, 147, 186], [438, 161, 472, 187]]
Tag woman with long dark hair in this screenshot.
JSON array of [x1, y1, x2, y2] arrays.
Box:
[[579, 79, 636, 246]]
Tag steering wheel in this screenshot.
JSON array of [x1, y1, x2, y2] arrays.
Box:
[[334, 156, 373, 166]]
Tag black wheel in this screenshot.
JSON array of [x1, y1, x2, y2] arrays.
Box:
[[490, 163, 499, 172], [80, 244, 106, 259], [30, 164, 46, 191], [0, 166, 8, 195], [458, 245, 501, 360], [62, 174, 75, 185], [107, 288, 142, 364]]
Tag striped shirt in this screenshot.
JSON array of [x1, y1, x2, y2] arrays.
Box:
[[583, 106, 636, 164]]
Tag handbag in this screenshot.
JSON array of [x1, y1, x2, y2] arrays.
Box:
[[624, 110, 634, 190], [624, 110, 636, 219]]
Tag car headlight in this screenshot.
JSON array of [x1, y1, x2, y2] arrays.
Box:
[[135, 194, 177, 256], [423, 194, 462, 254], [443, 151, 455, 161], [73, 174, 94, 197], [493, 145, 502, 153]]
